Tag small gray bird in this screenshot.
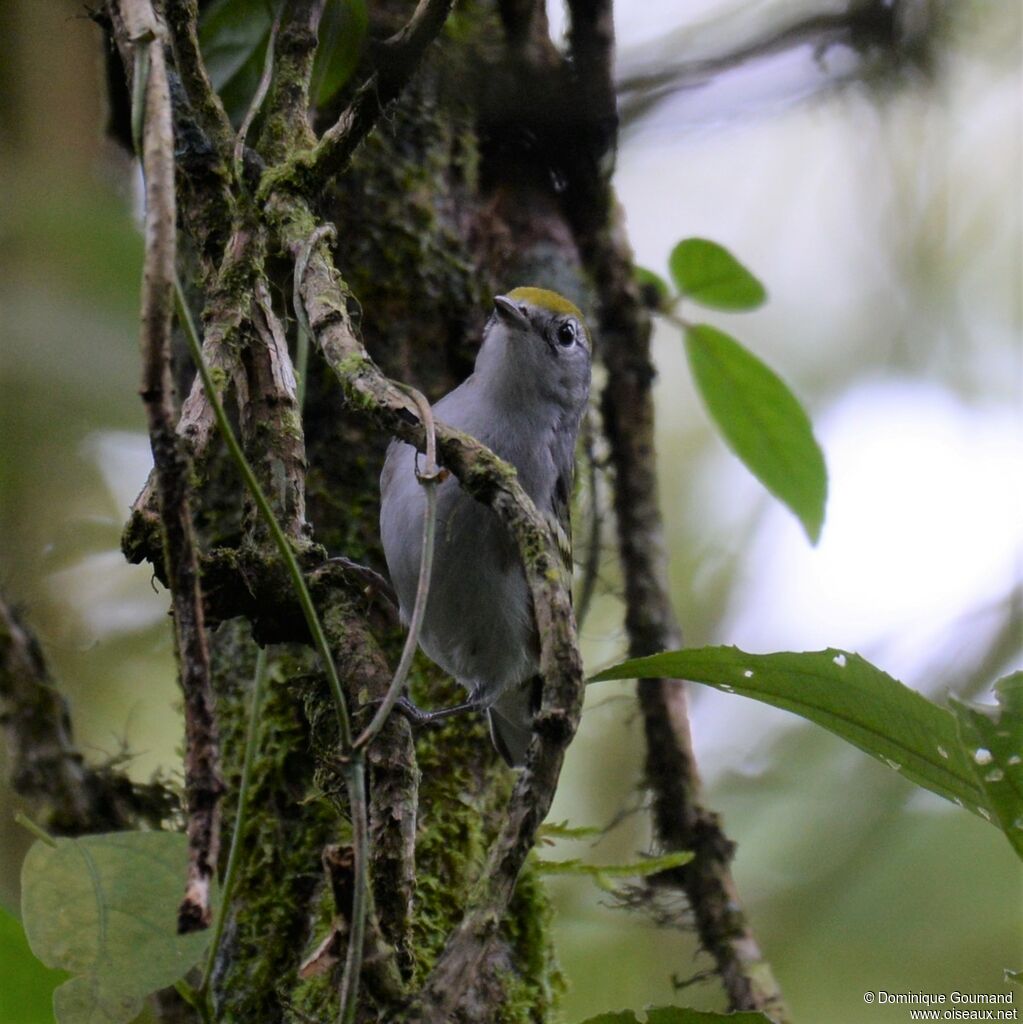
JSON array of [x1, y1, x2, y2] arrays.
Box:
[[379, 287, 592, 766]]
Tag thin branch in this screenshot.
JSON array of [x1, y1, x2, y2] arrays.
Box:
[[258, 0, 325, 162], [163, 0, 235, 158], [563, 1, 790, 1017], [294, 224, 336, 409], [125, 2, 224, 934], [574, 408, 603, 629], [273, 203, 584, 1018], [259, 0, 456, 199], [234, 10, 281, 186], [354, 385, 439, 751]]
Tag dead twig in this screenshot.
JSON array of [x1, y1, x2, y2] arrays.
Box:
[[124, 0, 223, 933]]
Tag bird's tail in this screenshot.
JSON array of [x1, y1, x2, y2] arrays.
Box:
[[487, 677, 541, 768]]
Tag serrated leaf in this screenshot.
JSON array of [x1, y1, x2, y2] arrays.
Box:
[[685, 323, 827, 543], [310, 0, 368, 106], [669, 238, 766, 311], [21, 832, 210, 1024], [634, 266, 672, 312], [575, 1007, 773, 1024], [591, 647, 993, 819], [534, 851, 692, 892], [951, 671, 1023, 860], [199, 0, 275, 123]]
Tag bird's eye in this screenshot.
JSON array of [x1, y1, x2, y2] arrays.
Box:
[[555, 321, 577, 347]]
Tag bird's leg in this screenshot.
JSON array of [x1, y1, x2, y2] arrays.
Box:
[[388, 695, 482, 726]]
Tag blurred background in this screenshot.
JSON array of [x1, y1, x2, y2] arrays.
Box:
[[1, 1, 1020, 1022]]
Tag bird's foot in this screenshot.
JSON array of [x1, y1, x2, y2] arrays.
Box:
[[384, 695, 482, 727]]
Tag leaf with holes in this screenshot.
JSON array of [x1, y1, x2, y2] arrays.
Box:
[[20, 831, 210, 1024], [952, 671, 1023, 860], [669, 238, 766, 311], [685, 323, 827, 542], [591, 647, 993, 819]]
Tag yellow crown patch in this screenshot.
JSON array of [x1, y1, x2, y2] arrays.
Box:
[[504, 287, 586, 322]]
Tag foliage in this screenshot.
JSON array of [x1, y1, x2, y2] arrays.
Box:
[[638, 240, 827, 543], [200, 0, 366, 122], [592, 648, 1023, 859], [0, 905, 67, 1024], [20, 831, 209, 1024]]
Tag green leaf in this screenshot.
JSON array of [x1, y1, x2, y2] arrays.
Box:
[[537, 820, 604, 844], [534, 851, 692, 892], [0, 905, 68, 1023], [576, 1007, 773, 1024], [634, 265, 672, 312], [21, 831, 210, 1024], [669, 238, 766, 311], [951, 671, 1023, 860], [684, 324, 827, 542], [199, 0, 275, 122], [310, 0, 368, 106], [591, 647, 993, 819]]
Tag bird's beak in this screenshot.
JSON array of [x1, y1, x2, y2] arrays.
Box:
[[494, 295, 529, 328]]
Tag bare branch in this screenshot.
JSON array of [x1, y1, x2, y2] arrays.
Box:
[[259, 0, 456, 199], [123, 0, 223, 933]]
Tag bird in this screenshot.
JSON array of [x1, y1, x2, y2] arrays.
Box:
[[379, 287, 592, 766]]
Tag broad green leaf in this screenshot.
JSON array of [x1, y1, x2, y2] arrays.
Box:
[[534, 851, 692, 892], [591, 647, 992, 818], [669, 238, 766, 311], [0, 905, 68, 1023], [21, 831, 210, 1024], [952, 671, 1023, 860], [311, 0, 369, 106], [685, 324, 827, 543], [634, 265, 672, 312], [199, 0, 275, 122], [576, 1008, 773, 1024]]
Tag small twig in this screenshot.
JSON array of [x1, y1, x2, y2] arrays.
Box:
[[163, 0, 235, 158], [259, 0, 456, 199], [234, 9, 281, 188], [294, 224, 337, 410], [354, 386, 439, 751], [126, 4, 223, 933], [200, 648, 268, 996], [14, 812, 58, 848]]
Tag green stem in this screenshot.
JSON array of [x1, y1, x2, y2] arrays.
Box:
[[175, 978, 211, 1024], [172, 278, 353, 751], [13, 812, 57, 848], [199, 648, 268, 996]]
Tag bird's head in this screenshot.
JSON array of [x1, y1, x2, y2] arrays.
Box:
[[475, 287, 592, 415]]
